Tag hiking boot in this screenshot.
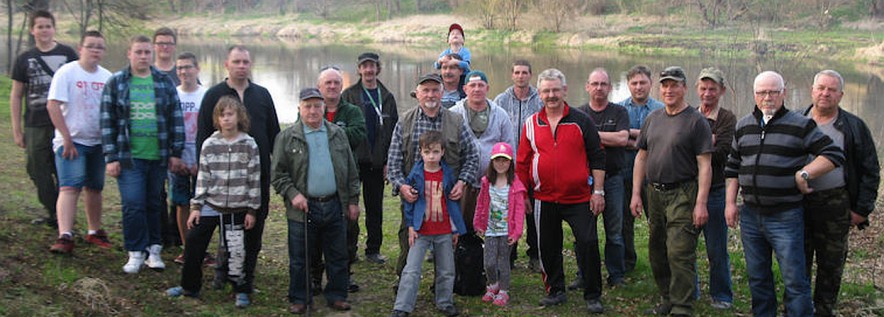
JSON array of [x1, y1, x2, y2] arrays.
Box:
[[644, 303, 673, 315], [366, 253, 387, 264], [539, 291, 567, 307], [586, 298, 605, 314], [49, 236, 74, 254], [493, 291, 510, 306], [123, 251, 145, 274], [145, 244, 165, 271], [85, 230, 112, 249]]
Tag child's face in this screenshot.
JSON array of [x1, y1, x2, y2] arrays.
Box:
[[448, 30, 464, 46], [492, 157, 511, 175], [218, 107, 238, 132], [420, 143, 444, 166]]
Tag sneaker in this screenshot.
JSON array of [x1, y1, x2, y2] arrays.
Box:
[[203, 253, 216, 267], [389, 310, 410, 317], [166, 286, 199, 298], [174, 253, 185, 265], [482, 285, 499, 302], [235, 293, 250, 308], [366, 253, 387, 264], [85, 230, 112, 249], [568, 277, 585, 290], [49, 236, 74, 254], [145, 244, 165, 271], [586, 298, 604, 314], [493, 291, 510, 306], [710, 300, 733, 310], [123, 251, 145, 274], [539, 291, 567, 307], [644, 303, 673, 315], [438, 305, 459, 317]]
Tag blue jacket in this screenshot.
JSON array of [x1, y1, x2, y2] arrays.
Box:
[[403, 161, 467, 235]]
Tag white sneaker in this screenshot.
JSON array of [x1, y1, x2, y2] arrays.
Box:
[[123, 251, 145, 274], [145, 244, 165, 271]]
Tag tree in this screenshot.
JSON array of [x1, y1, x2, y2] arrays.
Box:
[[500, 0, 524, 30], [60, 0, 151, 36], [533, 0, 579, 32]]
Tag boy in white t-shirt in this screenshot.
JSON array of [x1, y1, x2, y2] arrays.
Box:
[[170, 52, 207, 264], [46, 30, 113, 254]]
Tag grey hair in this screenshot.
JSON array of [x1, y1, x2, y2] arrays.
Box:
[[537, 68, 567, 88], [754, 71, 785, 91], [813, 69, 844, 91], [588, 67, 610, 84], [318, 67, 343, 83]]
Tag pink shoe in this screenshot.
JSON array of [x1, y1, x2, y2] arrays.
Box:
[[493, 291, 510, 306], [482, 286, 498, 302]]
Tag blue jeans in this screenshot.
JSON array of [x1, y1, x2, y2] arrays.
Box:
[[287, 198, 348, 305], [394, 233, 455, 313], [602, 173, 626, 283], [740, 205, 811, 317], [118, 159, 166, 251], [699, 185, 733, 303], [55, 143, 105, 190]]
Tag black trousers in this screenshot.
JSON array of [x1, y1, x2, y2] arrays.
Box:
[[215, 179, 270, 293], [536, 201, 602, 300], [360, 165, 386, 256], [183, 212, 249, 294]]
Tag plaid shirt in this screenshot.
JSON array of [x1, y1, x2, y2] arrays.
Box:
[[101, 65, 184, 168], [387, 107, 479, 193]]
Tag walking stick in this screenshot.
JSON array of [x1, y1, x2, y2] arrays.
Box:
[[304, 212, 312, 316]]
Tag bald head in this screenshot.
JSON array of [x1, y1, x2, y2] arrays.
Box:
[[318, 68, 344, 105]]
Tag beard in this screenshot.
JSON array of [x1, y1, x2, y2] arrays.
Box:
[[423, 101, 439, 109]]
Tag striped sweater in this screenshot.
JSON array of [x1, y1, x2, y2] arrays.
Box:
[[724, 106, 844, 213], [190, 131, 261, 215]]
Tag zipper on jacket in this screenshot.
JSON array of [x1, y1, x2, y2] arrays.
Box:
[[751, 124, 766, 206], [225, 143, 232, 207]]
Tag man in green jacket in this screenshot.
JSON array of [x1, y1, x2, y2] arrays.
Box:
[[272, 87, 360, 314]]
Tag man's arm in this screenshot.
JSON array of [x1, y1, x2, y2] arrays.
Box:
[[694, 153, 712, 227], [10, 80, 26, 148], [795, 155, 837, 194], [850, 119, 880, 224], [598, 130, 628, 147], [725, 177, 740, 227], [386, 123, 407, 192], [630, 149, 647, 218], [46, 100, 76, 159]]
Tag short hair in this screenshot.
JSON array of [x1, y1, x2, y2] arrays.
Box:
[[512, 60, 532, 73], [446, 53, 463, 62], [419, 130, 445, 151], [588, 67, 610, 84], [29, 10, 54, 29], [537, 68, 567, 88], [318, 67, 343, 84], [228, 45, 249, 55], [213, 95, 251, 133], [754, 71, 785, 91], [176, 52, 198, 68], [626, 65, 652, 81], [813, 69, 844, 91], [80, 30, 104, 46], [153, 27, 177, 43], [128, 35, 151, 48]]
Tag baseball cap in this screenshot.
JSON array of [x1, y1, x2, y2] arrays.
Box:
[[417, 73, 443, 85], [697, 67, 725, 86], [659, 66, 687, 83], [466, 70, 488, 84], [449, 23, 465, 39], [357, 52, 379, 66], [299, 87, 324, 101], [490, 142, 514, 160]]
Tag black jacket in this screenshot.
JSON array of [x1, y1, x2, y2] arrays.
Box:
[[341, 79, 398, 168]]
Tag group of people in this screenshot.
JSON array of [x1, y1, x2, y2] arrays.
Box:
[[11, 11, 880, 316]]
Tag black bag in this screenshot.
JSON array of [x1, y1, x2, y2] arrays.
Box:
[[453, 233, 486, 296]]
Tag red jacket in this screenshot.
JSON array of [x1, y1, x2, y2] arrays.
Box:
[[516, 104, 605, 204], [474, 175, 527, 242]]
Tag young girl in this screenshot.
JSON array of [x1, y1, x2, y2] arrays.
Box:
[[166, 96, 261, 309], [473, 142, 527, 307]]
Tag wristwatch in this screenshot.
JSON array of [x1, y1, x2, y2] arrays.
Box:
[[593, 189, 605, 197], [799, 170, 810, 180]]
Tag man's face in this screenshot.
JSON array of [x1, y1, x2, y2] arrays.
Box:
[[627, 73, 651, 103], [697, 79, 725, 109], [420, 143, 444, 166], [585, 71, 611, 105], [225, 49, 252, 81], [299, 99, 325, 128], [441, 61, 463, 86], [30, 17, 55, 43], [539, 78, 567, 110], [464, 79, 489, 105], [78, 36, 106, 66], [153, 35, 176, 61], [318, 70, 343, 101], [416, 82, 443, 112], [176, 58, 199, 86], [754, 76, 786, 116], [127, 42, 153, 73], [358, 61, 378, 84], [659, 80, 686, 107], [811, 74, 843, 112], [512, 65, 531, 89]]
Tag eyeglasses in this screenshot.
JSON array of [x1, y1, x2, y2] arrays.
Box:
[[754, 90, 783, 97], [83, 44, 106, 51], [320, 64, 341, 72], [154, 42, 176, 47]]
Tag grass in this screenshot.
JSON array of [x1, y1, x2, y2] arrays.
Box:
[[0, 75, 881, 316]]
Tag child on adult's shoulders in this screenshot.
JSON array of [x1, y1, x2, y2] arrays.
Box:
[[434, 23, 471, 71]]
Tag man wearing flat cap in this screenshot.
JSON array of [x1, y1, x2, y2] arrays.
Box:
[[629, 66, 713, 316], [342, 52, 399, 265], [387, 73, 480, 279], [272, 87, 360, 314]]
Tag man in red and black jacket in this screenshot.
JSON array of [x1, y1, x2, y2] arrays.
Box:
[[516, 68, 607, 314]]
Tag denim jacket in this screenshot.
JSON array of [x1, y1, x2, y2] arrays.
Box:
[[403, 161, 467, 235]]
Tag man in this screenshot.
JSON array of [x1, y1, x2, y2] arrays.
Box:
[[341, 52, 399, 265], [45, 30, 112, 253], [630, 66, 712, 317], [10, 10, 78, 227], [197, 45, 281, 300], [450, 70, 516, 231], [153, 27, 179, 85], [801, 70, 879, 317], [440, 53, 467, 108], [694, 67, 736, 309], [725, 71, 843, 317], [312, 67, 366, 293], [575, 68, 629, 288], [493, 59, 542, 272], [273, 88, 360, 314], [101, 35, 184, 274], [387, 73, 479, 278], [618, 65, 664, 273], [516, 68, 607, 313]]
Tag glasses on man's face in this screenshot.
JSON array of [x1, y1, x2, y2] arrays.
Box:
[[154, 42, 175, 47], [754, 90, 783, 97]]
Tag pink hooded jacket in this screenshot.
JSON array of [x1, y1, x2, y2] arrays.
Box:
[[473, 175, 527, 242]]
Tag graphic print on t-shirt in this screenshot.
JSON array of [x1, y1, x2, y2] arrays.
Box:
[[129, 76, 159, 160]]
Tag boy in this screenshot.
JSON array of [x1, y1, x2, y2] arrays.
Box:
[[433, 23, 471, 71], [390, 131, 467, 317]]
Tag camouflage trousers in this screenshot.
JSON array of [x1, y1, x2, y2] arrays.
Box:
[[804, 187, 850, 317]]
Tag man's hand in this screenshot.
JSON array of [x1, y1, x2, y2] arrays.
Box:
[[725, 203, 739, 228], [106, 161, 121, 178], [693, 203, 709, 228], [850, 210, 867, 227], [347, 204, 360, 221], [168, 157, 183, 174], [449, 180, 466, 200], [13, 129, 24, 148], [292, 194, 309, 213], [590, 193, 605, 216], [244, 213, 256, 230], [61, 139, 79, 160], [187, 209, 200, 230], [408, 227, 417, 247], [400, 184, 418, 203], [795, 171, 814, 194], [630, 194, 643, 218]]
